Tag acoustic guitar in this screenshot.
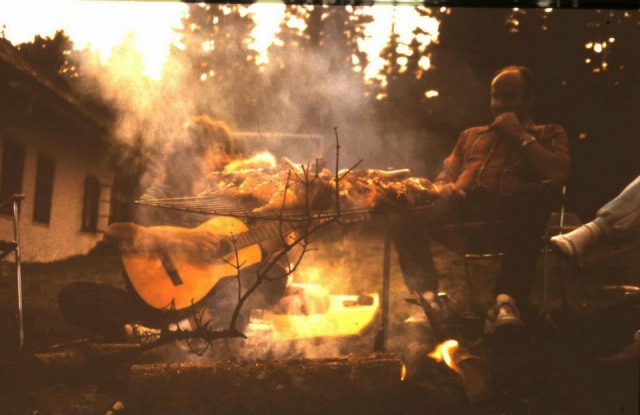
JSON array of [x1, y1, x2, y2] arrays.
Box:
[[122, 216, 295, 311]]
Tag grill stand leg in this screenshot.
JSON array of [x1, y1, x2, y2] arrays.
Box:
[[1, 195, 25, 350], [374, 214, 391, 352], [13, 198, 24, 350]]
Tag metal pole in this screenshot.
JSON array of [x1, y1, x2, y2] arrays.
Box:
[[542, 229, 550, 312], [13, 196, 24, 349], [558, 186, 567, 234], [540, 185, 567, 317], [374, 214, 391, 352], [557, 186, 568, 311]]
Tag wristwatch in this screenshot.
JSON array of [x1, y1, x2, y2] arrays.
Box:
[[520, 133, 536, 148]]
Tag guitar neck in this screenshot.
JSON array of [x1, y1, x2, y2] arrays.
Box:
[[233, 221, 296, 250]]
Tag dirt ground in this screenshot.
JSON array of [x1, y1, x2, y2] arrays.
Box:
[[0, 216, 639, 414]]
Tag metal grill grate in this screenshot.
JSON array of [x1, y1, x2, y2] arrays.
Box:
[[135, 195, 434, 221]]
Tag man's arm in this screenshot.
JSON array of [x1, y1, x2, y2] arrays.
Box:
[[492, 112, 570, 187], [520, 130, 570, 186], [434, 131, 467, 198], [105, 222, 225, 263]]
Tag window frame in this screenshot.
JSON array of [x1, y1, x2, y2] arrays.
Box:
[[81, 175, 101, 233], [32, 153, 56, 225], [0, 140, 26, 216]]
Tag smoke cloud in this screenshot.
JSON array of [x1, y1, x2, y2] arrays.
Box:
[[67, 5, 456, 183], [64, 5, 452, 361]]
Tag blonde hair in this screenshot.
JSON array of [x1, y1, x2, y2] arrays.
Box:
[[181, 115, 233, 155], [155, 116, 233, 197]]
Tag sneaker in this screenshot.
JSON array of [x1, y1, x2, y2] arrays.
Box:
[[483, 294, 524, 336], [404, 307, 430, 324], [405, 291, 441, 323], [124, 323, 162, 345]]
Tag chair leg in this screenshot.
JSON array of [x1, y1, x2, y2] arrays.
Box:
[[537, 240, 560, 330], [542, 244, 551, 312], [463, 256, 473, 313], [556, 260, 569, 313]]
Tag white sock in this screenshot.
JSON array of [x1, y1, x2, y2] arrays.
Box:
[[550, 221, 602, 257]]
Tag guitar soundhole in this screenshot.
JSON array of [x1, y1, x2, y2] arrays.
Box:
[[218, 239, 233, 257]]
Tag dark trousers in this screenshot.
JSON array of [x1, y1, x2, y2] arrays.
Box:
[[58, 262, 288, 341], [391, 184, 557, 307]]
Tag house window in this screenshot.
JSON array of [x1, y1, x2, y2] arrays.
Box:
[[0, 140, 26, 216], [81, 175, 101, 232], [33, 154, 55, 224]]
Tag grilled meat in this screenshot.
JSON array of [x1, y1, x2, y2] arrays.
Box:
[[202, 156, 439, 213]]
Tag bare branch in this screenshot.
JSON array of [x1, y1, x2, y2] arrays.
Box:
[[130, 128, 366, 358]]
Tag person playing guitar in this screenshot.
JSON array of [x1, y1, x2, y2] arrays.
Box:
[[58, 116, 291, 347]]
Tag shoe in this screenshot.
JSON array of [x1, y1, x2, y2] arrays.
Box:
[[546, 236, 581, 267], [405, 307, 430, 324], [404, 291, 443, 324], [124, 323, 163, 345], [484, 294, 524, 336], [548, 234, 577, 258]]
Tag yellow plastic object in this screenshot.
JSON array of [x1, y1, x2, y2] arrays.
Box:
[[250, 293, 379, 342]]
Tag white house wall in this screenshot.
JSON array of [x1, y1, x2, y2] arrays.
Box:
[[0, 125, 114, 263]]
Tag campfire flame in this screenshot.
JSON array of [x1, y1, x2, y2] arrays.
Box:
[[400, 364, 407, 381], [223, 151, 277, 173], [427, 339, 461, 374]]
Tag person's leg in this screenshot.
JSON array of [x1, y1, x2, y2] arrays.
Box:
[[495, 183, 557, 308], [58, 281, 165, 341], [550, 175, 640, 257], [391, 196, 462, 295], [594, 175, 640, 240]]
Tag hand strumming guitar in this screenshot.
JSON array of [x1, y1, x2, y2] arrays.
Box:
[[105, 222, 227, 263]]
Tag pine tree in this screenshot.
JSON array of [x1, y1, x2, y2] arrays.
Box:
[[171, 4, 265, 129]]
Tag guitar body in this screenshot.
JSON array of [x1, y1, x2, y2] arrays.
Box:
[[122, 216, 262, 311]]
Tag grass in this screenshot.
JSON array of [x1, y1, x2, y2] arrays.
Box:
[[0, 243, 124, 351], [0, 222, 638, 414], [1, 220, 637, 354]]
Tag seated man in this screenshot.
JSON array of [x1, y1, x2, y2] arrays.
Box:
[[58, 116, 290, 347], [393, 65, 570, 335]]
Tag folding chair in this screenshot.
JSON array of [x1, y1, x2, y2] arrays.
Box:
[[431, 220, 509, 315], [431, 186, 578, 318], [0, 194, 25, 349], [540, 186, 582, 315]]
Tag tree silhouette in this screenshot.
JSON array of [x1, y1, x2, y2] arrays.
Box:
[[15, 30, 78, 85], [171, 4, 267, 129], [416, 7, 640, 217], [263, 6, 373, 135]]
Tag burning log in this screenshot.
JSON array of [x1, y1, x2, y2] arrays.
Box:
[[427, 340, 492, 403], [403, 295, 492, 403], [128, 353, 403, 415], [450, 348, 493, 403]]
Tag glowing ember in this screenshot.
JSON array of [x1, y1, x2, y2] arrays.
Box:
[[427, 339, 461, 374]]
